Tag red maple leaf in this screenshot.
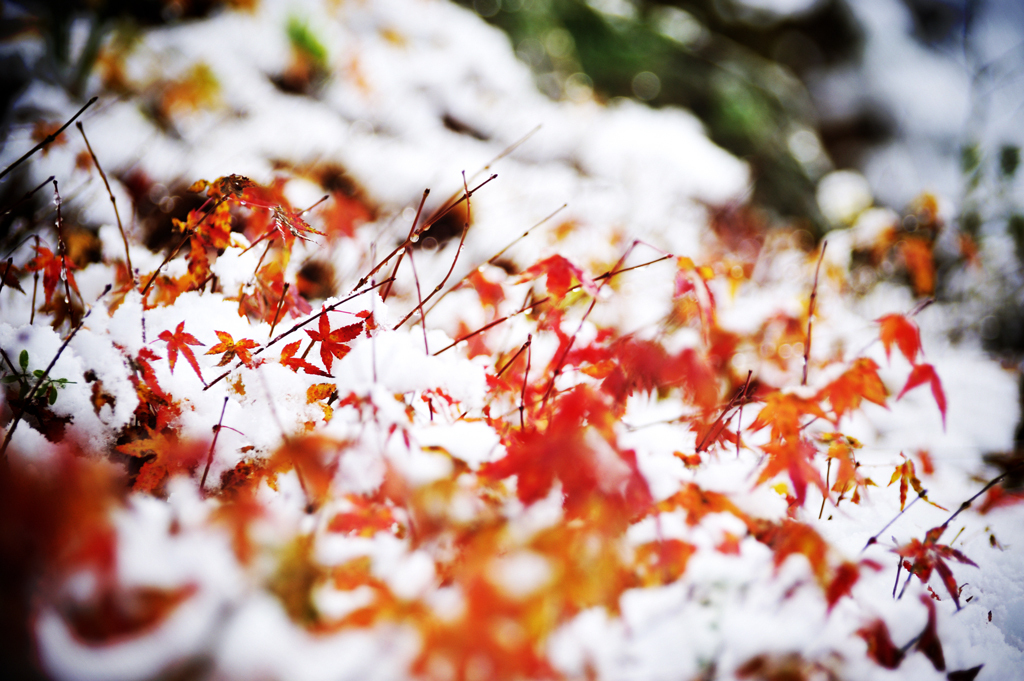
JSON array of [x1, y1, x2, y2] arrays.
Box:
[[897, 362, 947, 428], [517, 255, 598, 300], [894, 525, 977, 609], [304, 307, 362, 373], [26, 245, 79, 306], [205, 330, 258, 367], [117, 429, 207, 493], [279, 340, 330, 377], [877, 313, 922, 364], [157, 321, 205, 383], [857, 619, 905, 669], [915, 594, 946, 671]]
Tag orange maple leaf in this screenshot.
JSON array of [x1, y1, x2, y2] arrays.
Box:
[[158, 321, 205, 383], [205, 330, 258, 367], [877, 313, 922, 364], [750, 392, 828, 442], [819, 358, 888, 422], [756, 438, 825, 506], [117, 429, 206, 493], [888, 453, 945, 511]]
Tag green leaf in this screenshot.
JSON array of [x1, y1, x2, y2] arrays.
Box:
[[33, 369, 43, 377], [48, 386, 57, 405], [19, 349, 28, 370], [1, 375, 20, 384], [1000, 145, 1020, 179]]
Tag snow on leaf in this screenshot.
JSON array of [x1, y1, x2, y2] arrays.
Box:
[[897, 362, 947, 428], [157, 321, 205, 383], [877, 313, 922, 364]]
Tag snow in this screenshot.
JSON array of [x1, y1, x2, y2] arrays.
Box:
[[1, 0, 1022, 680]]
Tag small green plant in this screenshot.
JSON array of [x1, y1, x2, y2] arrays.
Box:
[[1, 349, 75, 405]]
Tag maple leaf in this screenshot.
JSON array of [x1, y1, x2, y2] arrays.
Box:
[[517, 254, 598, 300], [655, 482, 754, 531], [205, 330, 258, 367], [481, 386, 652, 519], [894, 525, 977, 609], [915, 594, 946, 670], [158, 321, 205, 383], [899, 237, 936, 296], [750, 392, 828, 442], [877, 313, 922, 364], [26, 245, 79, 307], [1, 261, 25, 293], [819, 358, 888, 422], [897, 362, 947, 428], [888, 453, 945, 511], [279, 340, 330, 377], [756, 438, 825, 507], [857, 619, 905, 669], [822, 433, 875, 505], [117, 429, 206, 493], [634, 539, 695, 587], [465, 268, 505, 311], [304, 307, 362, 373]]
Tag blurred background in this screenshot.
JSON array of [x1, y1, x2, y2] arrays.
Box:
[[2, 0, 1024, 344]]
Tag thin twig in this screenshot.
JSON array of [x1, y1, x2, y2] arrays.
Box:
[[495, 339, 530, 379], [268, 282, 290, 340], [382, 189, 429, 302], [392, 180, 473, 330], [520, 334, 532, 430], [353, 174, 497, 291], [803, 240, 827, 386], [406, 246, 429, 354], [77, 122, 132, 275], [0, 96, 97, 182], [52, 180, 78, 327], [423, 204, 567, 316], [30, 236, 39, 325], [939, 471, 1008, 530], [200, 396, 229, 493], [819, 458, 832, 520], [203, 278, 393, 390], [737, 370, 752, 459], [433, 296, 549, 356], [862, 488, 928, 551], [0, 175, 55, 220]]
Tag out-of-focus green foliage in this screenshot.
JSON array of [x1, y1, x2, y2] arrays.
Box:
[[461, 0, 867, 233]]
